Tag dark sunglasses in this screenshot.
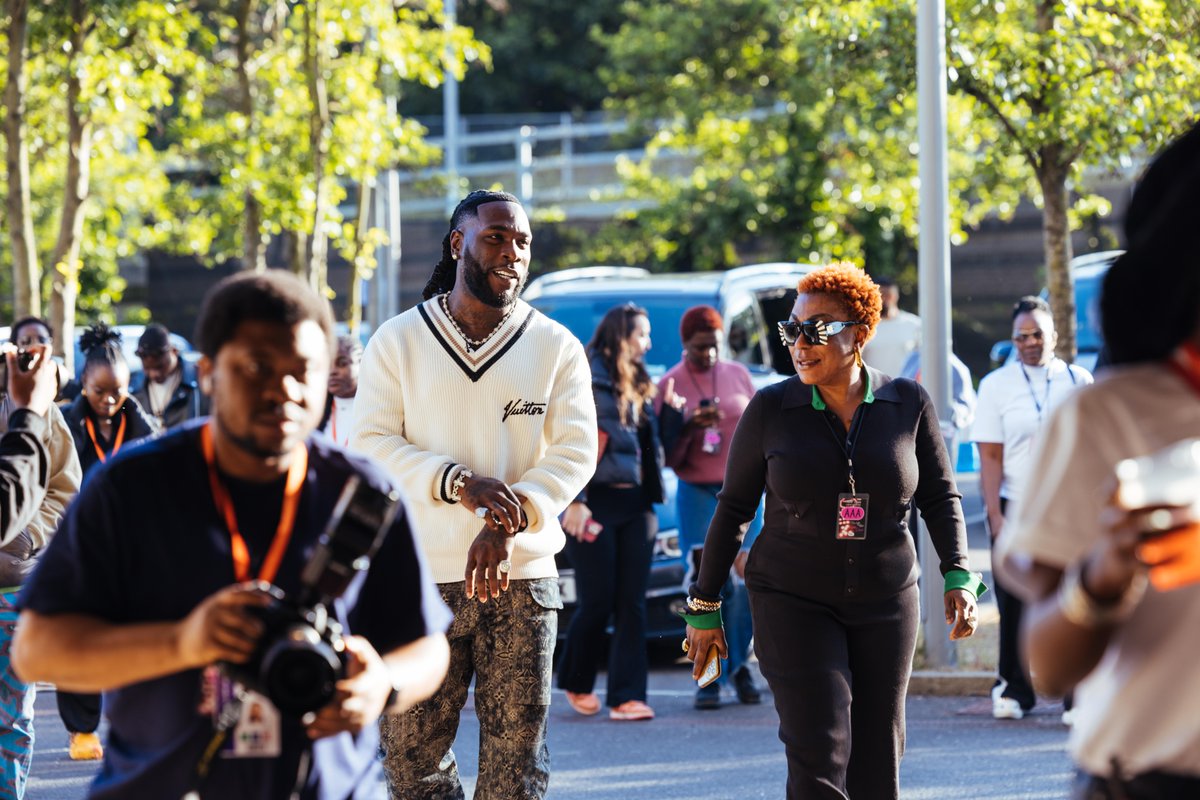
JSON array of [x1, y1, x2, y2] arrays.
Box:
[[1012, 330, 1045, 343], [777, 319, 864, 347]]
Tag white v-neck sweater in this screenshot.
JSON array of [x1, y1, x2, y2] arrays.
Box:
[[351, 297, 597, 582]]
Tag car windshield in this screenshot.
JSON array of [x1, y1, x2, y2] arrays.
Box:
[[528, 294, 714, 377]]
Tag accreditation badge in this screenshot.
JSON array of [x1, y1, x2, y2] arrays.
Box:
[[199, 665, 283, 758], [835, 493, 868, 540]]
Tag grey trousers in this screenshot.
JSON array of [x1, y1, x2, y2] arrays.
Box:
[[381, 578, 561, 800]]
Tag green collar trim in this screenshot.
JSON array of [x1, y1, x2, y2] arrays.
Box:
[[811, 369, 874, 410]]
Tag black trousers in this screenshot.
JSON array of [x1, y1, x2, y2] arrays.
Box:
[[991, 497, 1036, 709], [57, 691, 101, 734], [556, 485, 656, 707], [750, 583, 919, 800], [1072, 768, 1200, 799]]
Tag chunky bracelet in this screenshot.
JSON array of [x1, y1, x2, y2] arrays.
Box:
[[448, 466, 473, 504], [439, 462, 458, 503], [1057, 559, 1148, 629], [686, 596, 722, 613], [944, 569, 988, 600]]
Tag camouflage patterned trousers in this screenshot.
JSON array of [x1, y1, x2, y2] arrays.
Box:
[[381, 578, 561, 800]]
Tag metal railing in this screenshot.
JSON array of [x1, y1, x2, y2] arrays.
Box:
[[401, 105, 789, 220]]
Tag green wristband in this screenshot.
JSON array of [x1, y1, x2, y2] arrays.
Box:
[[678, 609, 723, 630], [944, 569, 988, 599]]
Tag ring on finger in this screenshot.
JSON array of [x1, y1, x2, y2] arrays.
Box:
[[498, 559, 512, 575], [475, 506, 489, 519], [681, 638, 690, 654]]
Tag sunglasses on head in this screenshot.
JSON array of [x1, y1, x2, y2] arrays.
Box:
[[777, 319, 864, 347]]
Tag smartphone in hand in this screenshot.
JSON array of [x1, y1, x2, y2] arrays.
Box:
[[696, 644, 722, 688], [582, 519, 603, 543]]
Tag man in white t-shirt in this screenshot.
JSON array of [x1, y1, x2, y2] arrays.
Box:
[[973, 296, 1092, 720], [862, 277, 922, 377]]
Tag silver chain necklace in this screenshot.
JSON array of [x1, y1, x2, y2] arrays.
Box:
[[439, 293, 514, 352]]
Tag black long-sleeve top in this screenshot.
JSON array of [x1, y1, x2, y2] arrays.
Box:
[[695, 369, 969, 604]]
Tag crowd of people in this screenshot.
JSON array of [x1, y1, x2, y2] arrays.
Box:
[[0, 118, 1196, 800]]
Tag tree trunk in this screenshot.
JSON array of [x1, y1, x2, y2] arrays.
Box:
[[48, 0, 92, 371], [347, 177, 373, 338], [4, 0, 42, 319], [1038, 155, 1077, 362], [304, 0, 330, 296], [235, 0, 264, 272]]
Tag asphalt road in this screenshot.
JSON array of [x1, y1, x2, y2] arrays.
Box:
[[26, 667, 1073, 799], [29, 473, 1073, 799]]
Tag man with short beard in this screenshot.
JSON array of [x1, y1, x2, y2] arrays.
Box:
[[352, 190, 596, 799]]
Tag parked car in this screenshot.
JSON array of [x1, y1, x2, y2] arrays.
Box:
[[525, 262, 816, 640], [989, 250, 1120, 374]]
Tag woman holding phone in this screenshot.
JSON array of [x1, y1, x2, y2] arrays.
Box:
[[682, 263, 982, 799], [557, 303, 673, 722], [656, 305, 764, 709]]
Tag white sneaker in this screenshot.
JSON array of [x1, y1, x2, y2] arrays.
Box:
[[993, 696, 1025, 720], [1061, 708, 1076, 726]]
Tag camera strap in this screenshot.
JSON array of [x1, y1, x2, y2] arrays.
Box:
[[200, 422, 308, 583]]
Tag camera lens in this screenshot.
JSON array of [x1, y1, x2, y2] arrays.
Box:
[[259, 626, 342, 716]]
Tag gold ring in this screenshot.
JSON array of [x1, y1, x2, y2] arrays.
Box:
[[681, 638, 690, 654]]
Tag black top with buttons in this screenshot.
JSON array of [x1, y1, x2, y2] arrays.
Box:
[[693, 368, 969, 604]]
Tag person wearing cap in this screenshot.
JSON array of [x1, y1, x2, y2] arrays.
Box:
[[131, 323, 208, 431], [996, 119, 1200, 799]]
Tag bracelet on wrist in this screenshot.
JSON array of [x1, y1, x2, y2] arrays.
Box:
[[944, 569, 988, 600], [1057, 559, 1148, 629], [686, 595, 722, 613], [448, 466, 473, 504], [678, 608, 723, 630]]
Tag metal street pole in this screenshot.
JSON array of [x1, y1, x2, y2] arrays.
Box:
[[917, 0, 955, 668], [443, 0, 459, 218]]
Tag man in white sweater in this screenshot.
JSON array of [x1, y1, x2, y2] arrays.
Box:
[[353, 190, 596, 800]]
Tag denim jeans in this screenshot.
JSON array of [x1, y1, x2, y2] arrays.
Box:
[[676, 480, 764, 680]]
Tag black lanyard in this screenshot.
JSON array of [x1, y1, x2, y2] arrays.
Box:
[[1017, 364, 1056, 424], [819, 403, 869, 494], [684, 360, 719, 403]]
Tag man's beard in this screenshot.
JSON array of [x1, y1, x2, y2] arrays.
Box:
[[461, 247, 525, 309]]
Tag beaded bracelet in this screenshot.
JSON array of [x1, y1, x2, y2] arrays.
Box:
[[686, 596, 722, 613]]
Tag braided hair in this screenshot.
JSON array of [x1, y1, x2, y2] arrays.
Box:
[[422, 189, 521, 300], [78, 323, 126, 380]]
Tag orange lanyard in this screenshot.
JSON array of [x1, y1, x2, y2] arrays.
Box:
[[84, 414, 126, 464], [330, 404, 339, 444], [199, 422, 308, 583]]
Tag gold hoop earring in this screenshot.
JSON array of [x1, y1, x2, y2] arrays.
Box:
[[854, 349, 864, 368]]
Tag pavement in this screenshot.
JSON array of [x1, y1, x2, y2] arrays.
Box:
[[25, 470, 1038, 797]]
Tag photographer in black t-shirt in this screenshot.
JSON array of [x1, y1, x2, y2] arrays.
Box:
[[12, 271, 451, 800]]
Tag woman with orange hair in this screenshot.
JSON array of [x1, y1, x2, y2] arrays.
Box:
[[681, 263, 984, 799]]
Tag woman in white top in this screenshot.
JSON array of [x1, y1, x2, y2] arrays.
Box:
[[973, 296, 1092, 719], [996, 119, 1200, 798], [321, 335, 361, 447]]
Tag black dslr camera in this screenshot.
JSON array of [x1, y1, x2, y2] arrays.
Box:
[[224, 475, 401, 717]]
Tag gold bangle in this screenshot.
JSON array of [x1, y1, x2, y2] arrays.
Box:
[[687, 596, 722, 613]]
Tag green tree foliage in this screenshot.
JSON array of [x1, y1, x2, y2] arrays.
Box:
[[165, 0, 488, 332], [587, 0, 953, 276], [1, 0, 202, 363], [591, 0, 1200, 360], [947, 0, 1200, 359], [398, 0, 625, 116]]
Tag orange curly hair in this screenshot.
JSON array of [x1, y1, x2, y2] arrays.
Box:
[[796, 262, 882, 343]]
